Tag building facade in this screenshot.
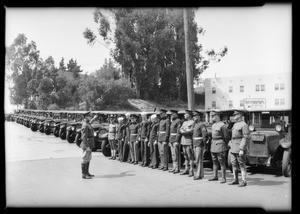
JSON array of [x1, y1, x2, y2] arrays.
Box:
[[204, 73, 291, 111]]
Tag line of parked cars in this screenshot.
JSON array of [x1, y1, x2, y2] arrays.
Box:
[[5, 107, 291, 177]]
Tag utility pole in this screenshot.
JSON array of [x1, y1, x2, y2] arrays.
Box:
[[183, 8, 195, 110]]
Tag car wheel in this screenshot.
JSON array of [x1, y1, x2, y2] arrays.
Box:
[[66, 130, 75, 143], [59, 129, 66, 140], [45, 128, 51, 135], [54, 128, 60, 137], [101, 140, 111, 157], [75, 134, 82, 148], [282, 148, 291, 177]]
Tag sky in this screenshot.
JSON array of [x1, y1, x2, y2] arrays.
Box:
[[5, 4, 292, 112]]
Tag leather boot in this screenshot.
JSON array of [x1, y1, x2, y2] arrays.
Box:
[[220, 166, 226, 183], [82, 163, 92, 179], [228, 170, 239, 185], [208, 165, 218, 181], [86, 162, 94, 177]]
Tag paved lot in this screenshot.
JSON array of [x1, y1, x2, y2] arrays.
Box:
[[5, 121, 291, 210]]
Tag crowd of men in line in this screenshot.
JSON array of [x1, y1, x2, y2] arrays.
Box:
[[80, 108, 250, 187]]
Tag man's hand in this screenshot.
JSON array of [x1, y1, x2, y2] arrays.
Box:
[[239, 150, 244, 156], [145, 138, 148, 142]]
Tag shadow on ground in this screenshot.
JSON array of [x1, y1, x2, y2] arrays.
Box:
[[95, 170, 136, 178]]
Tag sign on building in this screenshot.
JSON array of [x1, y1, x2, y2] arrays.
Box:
[[243, 98, 266, 110]]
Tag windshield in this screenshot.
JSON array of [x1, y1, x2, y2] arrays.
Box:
[[249, 111, 291, 129]]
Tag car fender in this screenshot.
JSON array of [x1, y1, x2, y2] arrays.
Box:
[[279, 138, 291, 149]]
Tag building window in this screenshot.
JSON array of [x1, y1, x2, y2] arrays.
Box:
[[229, 86, 233, 93], [275, 99, 279, 106], [275, 84, 279, 90], [280, 98, 285, 105], [212, 101, 216, 108], [229, 100, 233, 108], [261, 84, 265, 91], [240, 86, 244, 92], [280, 83, 285, 90], [240, 100, 244, 107], [212, 87, 216, 94], [255, 85, 260, 91]]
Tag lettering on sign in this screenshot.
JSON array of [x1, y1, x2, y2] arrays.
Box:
[[243, 98, 266, 110]]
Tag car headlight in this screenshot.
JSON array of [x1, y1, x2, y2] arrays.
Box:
[[249, 125, 255, 132], [275, 124, 282, 132]]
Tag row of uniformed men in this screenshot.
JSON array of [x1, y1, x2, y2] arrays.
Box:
[[103, 108, 250, 187], [17, 110, 248, 183]]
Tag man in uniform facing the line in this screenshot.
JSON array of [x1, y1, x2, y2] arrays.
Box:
[[208, 110, 229, 183], [157, 109, 171, 171], [168, 109, 182, 174], [192, 110, 208, 180], [179, 110, 195, 177], [80, 111, 98, 179], [228, 109, 250, 187]]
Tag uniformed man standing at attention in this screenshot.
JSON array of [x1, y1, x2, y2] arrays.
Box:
[[108, 115, 118, 160], [139, 112, 151, 167], [80, 111, 98, 179], [168, 110, 182, 174], [157, 109, 171, 171], [192, 110, 208, 180], [123, 113, 131, 163], [117, 116, 126, 162], [148, 114, 160, 169], [179, 110, 195, 177], [228, 109, 250, 187], [129, 114, 140, 164], [208, 110, 229, 183]]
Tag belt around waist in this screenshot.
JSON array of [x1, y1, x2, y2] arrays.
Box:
[[212, 137, 223, 140], [193, 137, 203, 140], [232, 137, 242, 140], [131, 134, 138, 135], [170, 133, 177, 135], [160, 131, 166, 133]]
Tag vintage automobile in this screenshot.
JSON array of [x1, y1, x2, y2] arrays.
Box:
[[65, 112, 85, 143], [31, 116, 46, 132], [227, 109, 292, 177]]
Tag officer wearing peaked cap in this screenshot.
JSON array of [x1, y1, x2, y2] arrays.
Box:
[[158, 109, 171, 171], [80, 111, 98, 179], [179, 110, 195, 177], [229, 109, 250, 187], [208, 109, 230, 183], [168, 109, 183, 174], [192, 110, 207, 180]]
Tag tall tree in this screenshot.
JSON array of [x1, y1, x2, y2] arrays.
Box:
[[59, 57, 66, 70], [67, 58, 83, 79]]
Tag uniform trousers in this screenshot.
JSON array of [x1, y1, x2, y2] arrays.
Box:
[[122, 140, 130, 162], [109, 139, 117, 150], [182, 144, 194, 172], [169, 142, 181, 170], [211, 151, 227, 168], [158, 141, 169, 168], [194, 146, 205, 178], [230, 152, 246, 171], [150, 141, 160, 167], [141, 139, 150, 165], [133, 141, 140, 162], [82, 149, 92, 163], [118, 140, 124, 161], [129, 141, 134, 162]]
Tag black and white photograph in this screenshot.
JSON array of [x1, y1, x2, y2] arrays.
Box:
[[4, 4, 292, 210]]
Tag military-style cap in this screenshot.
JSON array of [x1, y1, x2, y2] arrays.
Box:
[[184, 109, 193, 116], [130, 114, 138, 118], [170, 109, 179, 114], [193, 110, 203, 116], [233, 109, 246, 116], [210, 110, 221, 116], [159, 108, 167, 113], [109, 114, 115, 118], [83, 111, 92, 117]]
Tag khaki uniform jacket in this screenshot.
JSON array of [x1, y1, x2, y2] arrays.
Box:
[[158, 117, 170, 142], [193, 122, 207, 147], [139, 120, 151, 140], [108, 123, 118, 140], [180, 119, 195, 146], [129, 122, 140, 142], [169, 118, 182, 143], [210, 121, 229, 153], [80, 120, 95, 149], [149, 122, 159, 143], [230, 121, 250, 153]]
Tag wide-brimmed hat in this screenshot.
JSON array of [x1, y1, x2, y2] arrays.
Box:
[[184, 109, 193, 116], [83, 111, 92, 117], [210, 110, 221, 117], [233, 109, 246, 116], [193, 110, 203, 116]]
